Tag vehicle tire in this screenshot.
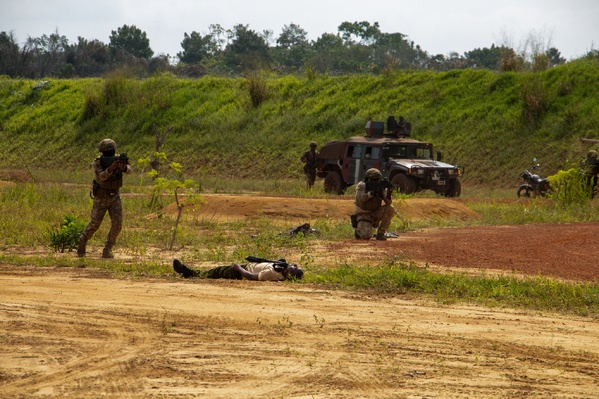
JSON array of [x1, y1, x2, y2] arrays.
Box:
[[517, 186, 532, 198], [391, 174, 416, 195], [324, 171, 345, 195], [444, 179, 462, 198]]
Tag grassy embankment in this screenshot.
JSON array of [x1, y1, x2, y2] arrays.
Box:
[[1, 57, 599, 183], [1, 59, 599, 316]]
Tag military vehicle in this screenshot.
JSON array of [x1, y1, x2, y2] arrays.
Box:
[[316, 117, 463, 196]]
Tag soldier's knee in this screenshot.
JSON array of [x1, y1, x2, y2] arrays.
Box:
[[355, 220, 373, 239]]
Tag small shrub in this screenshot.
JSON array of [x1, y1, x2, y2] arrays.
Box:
[[521, 77, 550, 124], [81, 89, 104, 121], [246, 71, 269, 107], [48, 215, 86, 253], [548, 168, 593, 205], [499, 51, 525, 72], [304, 65, 319, 81]]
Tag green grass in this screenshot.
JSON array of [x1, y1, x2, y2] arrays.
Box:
[[307, 261, 599, 317]]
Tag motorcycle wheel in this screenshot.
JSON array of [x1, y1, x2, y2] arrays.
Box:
[[517, 187, 532, 198]]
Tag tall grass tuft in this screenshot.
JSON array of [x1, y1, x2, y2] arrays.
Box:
[[246, 71, 269, 107], [521, 76, 550, 124], [81, 86, 104, 121]]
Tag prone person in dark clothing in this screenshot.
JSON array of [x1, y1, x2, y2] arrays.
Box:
[[173, 257, 304, 281]]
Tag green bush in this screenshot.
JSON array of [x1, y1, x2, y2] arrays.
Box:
[[48, 215, 86, 253], [548, 168, 593, 205]]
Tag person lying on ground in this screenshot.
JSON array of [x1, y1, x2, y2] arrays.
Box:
[[173, 258, 304, 281]]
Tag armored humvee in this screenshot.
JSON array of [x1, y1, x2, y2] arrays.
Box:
[[316, 117, 463, 196]]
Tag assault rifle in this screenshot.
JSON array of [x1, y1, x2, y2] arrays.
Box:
[[365, 177, 393, 200], [100, 152, 130, 171], [245, 256, 289, 272], [112, 152, 129, 166]]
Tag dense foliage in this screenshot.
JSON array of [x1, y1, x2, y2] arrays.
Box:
[[1, 56, 598, 187], [1, 21, 571, 79]]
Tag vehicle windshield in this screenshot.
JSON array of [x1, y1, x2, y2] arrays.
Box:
[[413, 146, 433, 159], [386, 144, 433, 160]]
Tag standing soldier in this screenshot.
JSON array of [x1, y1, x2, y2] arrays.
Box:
[[301, 141, 318, 189], [352, 168, 395, 240], [77, 139, 132, 258], [581, 150, 599, 198]]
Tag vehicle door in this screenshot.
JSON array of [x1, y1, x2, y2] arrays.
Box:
[[342, 145, 381, 185]]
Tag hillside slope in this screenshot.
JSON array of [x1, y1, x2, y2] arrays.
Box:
[[1, 57, 598, 186]]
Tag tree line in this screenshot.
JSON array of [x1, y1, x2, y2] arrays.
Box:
[[0, 21, 572, 79]]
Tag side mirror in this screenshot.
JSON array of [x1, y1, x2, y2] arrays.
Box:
[[436, 151, 443, 162]]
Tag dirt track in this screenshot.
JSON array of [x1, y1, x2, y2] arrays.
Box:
[[2, 194, 599, 398]]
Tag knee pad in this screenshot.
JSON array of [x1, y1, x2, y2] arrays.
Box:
[[355, 220, 373, 239]]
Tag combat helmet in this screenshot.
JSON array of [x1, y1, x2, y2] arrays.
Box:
[[365, 168, 382, 181], [310, 141, 317, 147], [98, 139, 116, 152], [587, 150, 598, 160]]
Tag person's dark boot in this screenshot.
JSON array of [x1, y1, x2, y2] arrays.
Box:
[[102, 247, 114, 258], [77, 236, 87, 258], [375, 232, 387, 241], [173, 259, 199, 278]]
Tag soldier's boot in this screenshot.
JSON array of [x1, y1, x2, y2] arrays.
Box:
[[173, 259, 199, 278], [102, 244, 114, 259], [375, 230, 387, 241], [77, 235, 87, 258]]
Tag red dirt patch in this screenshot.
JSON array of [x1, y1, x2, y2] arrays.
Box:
[[328, 222, 599, 282]]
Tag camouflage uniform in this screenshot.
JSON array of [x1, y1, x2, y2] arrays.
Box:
[[581, 150, 599, 198], [353, 168, 395, 240], [78, 139, 132, 258], [301, 142, 318, 189]]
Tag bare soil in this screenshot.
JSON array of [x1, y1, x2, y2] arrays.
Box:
[[2, 194, 599, 398]]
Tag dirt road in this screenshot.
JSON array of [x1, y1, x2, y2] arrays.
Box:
[[1, 266, 598, 399], [1, 194, 599, 398]]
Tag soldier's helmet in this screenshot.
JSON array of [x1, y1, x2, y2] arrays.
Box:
[[365, 168, 382, 181], [587, 150, 598, 160], [310, 141, 317, 147], [98, 139, 116, 152]]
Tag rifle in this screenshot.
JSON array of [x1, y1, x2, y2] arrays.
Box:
[[100, 152, 130, 171], [365, 177, 393, 200], [245, 256, 288, 272]]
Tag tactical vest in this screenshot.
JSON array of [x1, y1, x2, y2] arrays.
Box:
[[96, 155, 124, 190], [355, 182, 383, 211], [357, 196, 383, 211]]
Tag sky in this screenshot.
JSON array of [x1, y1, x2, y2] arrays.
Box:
[[2, 0, 598, 61]]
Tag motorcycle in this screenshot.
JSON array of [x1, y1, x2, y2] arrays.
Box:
[[517, 159, 551, 198]]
